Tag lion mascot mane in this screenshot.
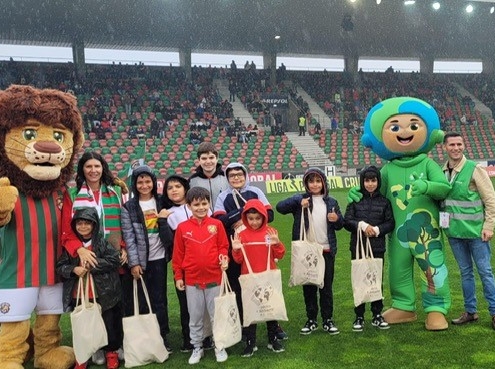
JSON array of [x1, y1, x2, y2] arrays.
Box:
[[0, 85, 84, 369]]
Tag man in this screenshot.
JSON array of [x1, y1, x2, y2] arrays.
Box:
[[298, 114, 306, 136], [442, 132, 495, 329], [188, 142, 228, 211]]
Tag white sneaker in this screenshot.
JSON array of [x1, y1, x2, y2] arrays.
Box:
[[215, 348, 228, 363], [91, 349, 106, 365], [188, 347, 204, 365]]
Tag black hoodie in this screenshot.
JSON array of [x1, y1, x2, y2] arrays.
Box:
[[57, 207, 121, 312]]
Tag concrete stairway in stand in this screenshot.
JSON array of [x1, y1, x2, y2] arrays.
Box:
[[214, 79, 258, 126], [285, 132, 333, 167], [297, 88, 331, 129]]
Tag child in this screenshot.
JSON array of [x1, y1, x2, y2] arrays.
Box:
[[231, 199, 286, 357], [343, 165, 395, 331], [56, 208, 122, 369], [276, 167, 344, 335], [172, 187, 230, 365], [121, 165, 173, 351]]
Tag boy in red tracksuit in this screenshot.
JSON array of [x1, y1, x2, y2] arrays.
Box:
[[172, 187, 229, 365], [231, 199, 286, 357]]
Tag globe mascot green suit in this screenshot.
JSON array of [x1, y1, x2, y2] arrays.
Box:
[[349, 97, 451, 330]]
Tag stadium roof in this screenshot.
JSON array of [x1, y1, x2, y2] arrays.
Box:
[[1, 0, 494, 61]]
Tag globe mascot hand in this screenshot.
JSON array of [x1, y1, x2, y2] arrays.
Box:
[[0, 177, 19, 226], [347, 185, 363, 204], [410, 172, 428, 197]]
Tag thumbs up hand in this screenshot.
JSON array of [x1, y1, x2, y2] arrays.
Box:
[[327, 207, 339, 223], [0, 177, 19, 226], [410, 172, 428, 197]]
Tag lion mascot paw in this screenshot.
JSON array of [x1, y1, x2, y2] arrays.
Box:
[[0, 85, 84, 369]]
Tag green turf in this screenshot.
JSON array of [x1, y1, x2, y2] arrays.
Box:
[[25, 189, 495, 369]]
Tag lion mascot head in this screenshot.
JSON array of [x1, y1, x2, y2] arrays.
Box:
[[0, 85, 84, 198]]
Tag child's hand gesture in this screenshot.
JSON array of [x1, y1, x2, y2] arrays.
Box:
[[267, 228, 279, 245], [219, 255, 229, 271], [327, 207, 339, 223], [231, 233, 242, 250]]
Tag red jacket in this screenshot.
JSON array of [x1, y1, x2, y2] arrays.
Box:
[[232, 199, 285, 274], [172, 215, 229, 288]]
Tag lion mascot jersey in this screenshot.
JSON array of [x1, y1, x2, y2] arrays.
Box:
[[360, 97, 451, 330], [0, 85, 84, 369]]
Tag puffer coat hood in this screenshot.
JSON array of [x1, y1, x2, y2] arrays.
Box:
[[302, 167, 329, 198], [71, 207, 100, 246], [359, 165, 381, 196], [131, 165, 158, 199]]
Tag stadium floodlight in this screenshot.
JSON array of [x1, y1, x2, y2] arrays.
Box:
[[491, 6, 495, 13], [404, 0, 415, 5], [432, 2, 440, 10], [466, 4, 474, 12], [376, 0, 382, 4]]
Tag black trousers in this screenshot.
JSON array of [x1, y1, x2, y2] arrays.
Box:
[[303, 252, 335, 321], [102, 302, 123, 352], [243, 320, 278, 344]]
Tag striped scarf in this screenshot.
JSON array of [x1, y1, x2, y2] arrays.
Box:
[[70, 183, 122, 246]]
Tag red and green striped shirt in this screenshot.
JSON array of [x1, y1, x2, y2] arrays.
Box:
[[0, 192, 61, 288]]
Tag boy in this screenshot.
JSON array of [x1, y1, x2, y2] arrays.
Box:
[[188, 142, 229, 211], [344, 165, 395, 331], [121, 165, 173, 351], [172, 187, 230, 365], [56, 208, 122, 369], [276, 167, 344, 336], [232, 199, 286, 357]]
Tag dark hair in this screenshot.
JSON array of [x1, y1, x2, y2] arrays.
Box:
[[186, 186, 210, 204], [196, 142, 218, 159], [245, 208, 261, 215], [75, 151, 115, 191], [363, 171, 378, 180], [443, 131, 463, 144]]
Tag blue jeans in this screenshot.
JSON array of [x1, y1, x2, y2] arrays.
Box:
[[449, 237, 495, 316]]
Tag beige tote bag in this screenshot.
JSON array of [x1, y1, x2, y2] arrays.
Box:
[[289, 208, 325, 288], [351, 230, 383, 307]]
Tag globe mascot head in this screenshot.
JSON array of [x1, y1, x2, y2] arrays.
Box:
[[361, 97, 444, 161]]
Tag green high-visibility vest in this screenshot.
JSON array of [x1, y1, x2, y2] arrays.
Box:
[[444, 160, 484, 239]]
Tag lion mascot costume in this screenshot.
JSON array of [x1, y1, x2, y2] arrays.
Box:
[[350, 97, 452, 330], [0, 85, 84, 369]]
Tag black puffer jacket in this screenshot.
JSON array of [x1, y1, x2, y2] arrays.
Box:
[[344, 166, 395, 255], [56, 207, 121, 312]]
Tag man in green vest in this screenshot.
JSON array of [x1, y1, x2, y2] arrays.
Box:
[[298, 115, 306, 136], [442, 132, 495, 329]]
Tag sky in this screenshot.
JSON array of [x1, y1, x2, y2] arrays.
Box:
[[0, 44, 483, 74]]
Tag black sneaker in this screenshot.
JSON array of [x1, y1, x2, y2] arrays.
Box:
[[241, 340, 258, 357], [275, 324, 289, 340], [322, 319, 340, 335], [300, 319, 318, 335], [202, 336, 214, 350], [180, 341, 194, 353], [371, 314, 390, 330], [163, 338, 173, 354], [352, 317, 365, 332], [267, 338, 285, 353]]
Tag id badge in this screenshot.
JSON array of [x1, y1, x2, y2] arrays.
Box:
[[439, 212, 450, 228]]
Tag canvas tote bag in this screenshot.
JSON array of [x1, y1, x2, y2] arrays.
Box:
[[213, 269, 242, 350], [70, 273, 108, 364], [351, 229, 383, 307], [289, 208, 325, 288], [238, 243, 288, 326], [123, 277, 169, 368]]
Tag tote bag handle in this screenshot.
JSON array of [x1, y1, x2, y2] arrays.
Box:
[[133, 276, 153, 316], [240, 236, 272, 275], [299, 207, 317, 242]]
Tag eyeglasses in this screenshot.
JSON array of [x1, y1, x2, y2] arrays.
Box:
[[228, 173, 245, 179]]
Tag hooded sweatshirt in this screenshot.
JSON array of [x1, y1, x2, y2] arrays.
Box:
[[214, 162, 274, 235], [343, 166, 395, 254], [232, 199, 285, 275]]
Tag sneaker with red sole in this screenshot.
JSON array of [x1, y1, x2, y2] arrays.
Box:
[[105, 351, 119, 369], [74, 362, 87, 369]]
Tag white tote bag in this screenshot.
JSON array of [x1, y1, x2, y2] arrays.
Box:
[[351, 230, 383, 307], [238, 244, 288, 327], [213, 270, 242, 350], [70, 273, 108, 364], [123, 277, 169, 368], [289, 208, 325, 288]]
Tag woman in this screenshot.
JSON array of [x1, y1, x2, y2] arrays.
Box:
[[61, 151, 128, 366]]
